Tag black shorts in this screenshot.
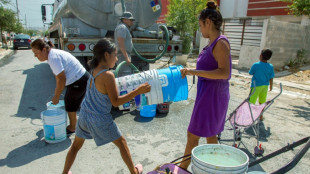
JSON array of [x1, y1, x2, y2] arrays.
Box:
[[65, 72, 90, 112]]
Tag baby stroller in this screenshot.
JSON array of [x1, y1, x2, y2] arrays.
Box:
[[219, 83, 282, 156]]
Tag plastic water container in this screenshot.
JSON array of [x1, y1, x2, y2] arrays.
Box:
[[41, 109, 67, 143], [46, 100, 65, 110], [115, 65, 188, 110], [191, 144, 249, 174], [116, 69, 163, 110], [140, 104, 157, 117], [157, 65, 188, 102]]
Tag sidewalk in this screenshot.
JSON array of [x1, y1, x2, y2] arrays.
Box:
[[231, 68, 310, 92], [0, 47, 14, 64]]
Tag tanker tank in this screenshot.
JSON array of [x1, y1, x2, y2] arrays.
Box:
[[53, 0, 162, 31]]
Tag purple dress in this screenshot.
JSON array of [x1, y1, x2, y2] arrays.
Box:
[[188, 35, 232, 137]]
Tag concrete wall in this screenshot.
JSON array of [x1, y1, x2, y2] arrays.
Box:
[[270, 15, 302, 24], [301, 15, 310, 26], [263, 19, 310, 70], [238, 45, 261, 69]]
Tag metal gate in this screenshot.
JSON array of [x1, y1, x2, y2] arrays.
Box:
[[222, 18, 264, 57]]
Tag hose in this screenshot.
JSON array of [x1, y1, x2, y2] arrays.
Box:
[[120, 0, 170, 63], [132, 25, 169, 63], [114, 61, 139, 77]]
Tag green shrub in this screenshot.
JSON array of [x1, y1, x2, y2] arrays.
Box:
[[286, 49, 307, 68]]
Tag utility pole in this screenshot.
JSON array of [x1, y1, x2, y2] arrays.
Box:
[[16, 0, 19, 22], [25, 14, 27, 29]]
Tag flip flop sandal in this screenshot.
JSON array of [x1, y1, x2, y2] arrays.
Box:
[[135, 164, 143, 174]]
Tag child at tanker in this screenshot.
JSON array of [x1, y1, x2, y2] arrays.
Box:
[[249, 49, 274, 120], [62, 39, 150, 174]]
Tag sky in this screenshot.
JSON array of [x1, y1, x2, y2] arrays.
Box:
[[6, 0, 54, 30]]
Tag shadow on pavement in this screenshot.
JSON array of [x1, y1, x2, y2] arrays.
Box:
[[0, 49, 15, 68], [111, 108, 168, 123], [241, 147, 266, 173], [292, 101, 310, 120], [14, 63, 56, 120], [0, 130, 71, 168], [245, 122, 272, 142], [277, 101, 310, 121]]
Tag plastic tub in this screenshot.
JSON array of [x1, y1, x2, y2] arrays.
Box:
[[191, 144, 249, 174], [140, 104, 157, 117]]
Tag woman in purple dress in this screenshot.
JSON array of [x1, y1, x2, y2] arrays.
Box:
[[179, 1, 231, 169]]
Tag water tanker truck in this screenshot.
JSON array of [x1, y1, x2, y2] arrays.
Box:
[[41, 0, 182, 71]]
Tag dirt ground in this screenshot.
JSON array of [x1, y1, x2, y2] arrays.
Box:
[[279, 69, 310, 82]]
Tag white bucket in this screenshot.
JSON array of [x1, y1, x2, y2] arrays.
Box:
[[115, 66, 188, 110], [116, 69, 163, 110], [191, 144, 249, 174], [46, 100, 65, 110], [41, 109, 67, 143]]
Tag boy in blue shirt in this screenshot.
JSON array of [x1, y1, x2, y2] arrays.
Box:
[[249, 49, 274, 120]]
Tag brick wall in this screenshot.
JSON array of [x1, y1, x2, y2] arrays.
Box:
[[247, 0, 291, 16]]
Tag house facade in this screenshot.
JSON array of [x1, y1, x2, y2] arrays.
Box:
[[218, 0, 310, 70]]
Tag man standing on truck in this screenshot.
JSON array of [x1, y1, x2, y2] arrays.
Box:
[[114, 12, 135, 77]]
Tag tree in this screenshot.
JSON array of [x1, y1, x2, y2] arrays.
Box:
[[166, 0, 207, 53], [0, 6, 15, 33], [24, 29, 40, 36], [0, 5, 23, 35], [281, 0, 310, 17]]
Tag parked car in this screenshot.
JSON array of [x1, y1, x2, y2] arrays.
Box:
[[13, 34, 31, 49]]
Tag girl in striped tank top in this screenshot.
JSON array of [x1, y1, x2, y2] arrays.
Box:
[[62, 39, 150, 174]]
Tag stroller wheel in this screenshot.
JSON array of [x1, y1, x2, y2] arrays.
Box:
[[254, 146, 264, 156]]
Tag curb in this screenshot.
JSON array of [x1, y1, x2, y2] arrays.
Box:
[[0, 49, 14, 65]]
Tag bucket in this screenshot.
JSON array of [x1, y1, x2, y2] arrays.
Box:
[[41, 109, 67, 143], [156, 102, 170, 114], [157, 65, 188, 102], [116, 69, 163, 110], [46, 100, 65, 110], [191, 144, 249, 174], [140, 104, 157, 117], [115, 65, 188, 110]]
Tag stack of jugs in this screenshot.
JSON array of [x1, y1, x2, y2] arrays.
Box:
[[115, 65, 188, 117], [41, 100, 67, 143]]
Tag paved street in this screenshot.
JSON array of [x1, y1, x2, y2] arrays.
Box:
[[0, 49, 309, 173]]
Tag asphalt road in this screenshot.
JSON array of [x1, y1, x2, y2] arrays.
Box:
[[0, 49, 309, 174]]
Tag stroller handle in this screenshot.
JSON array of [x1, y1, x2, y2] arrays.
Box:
[[271, 83, 282, 101]]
